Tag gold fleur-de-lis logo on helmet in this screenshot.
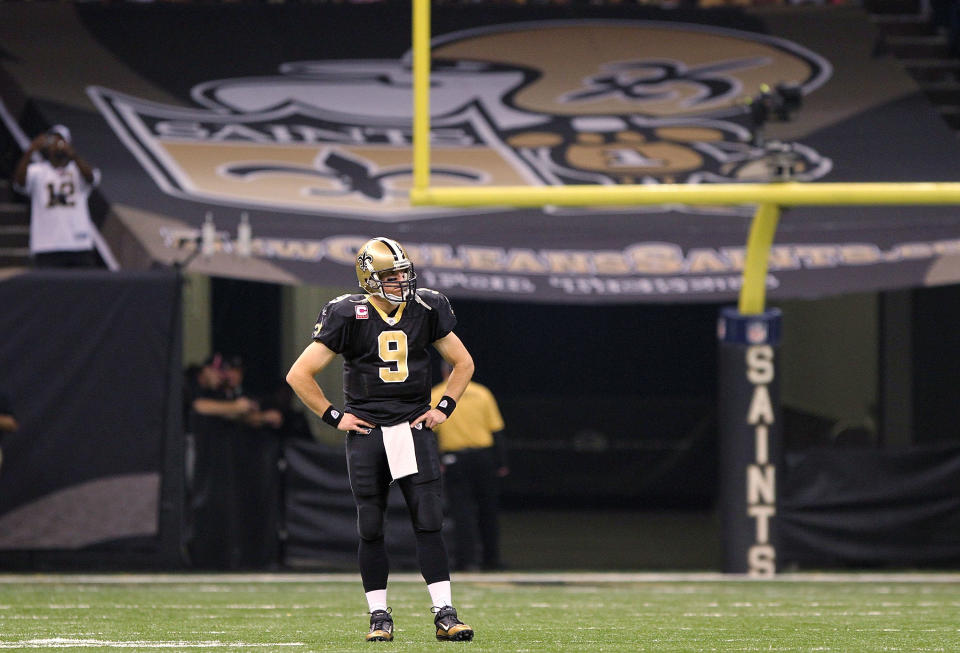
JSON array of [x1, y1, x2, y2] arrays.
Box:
[[358, 251, 373, 271]]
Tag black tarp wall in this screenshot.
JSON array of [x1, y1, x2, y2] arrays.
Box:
[[0, 270, 184, 569]]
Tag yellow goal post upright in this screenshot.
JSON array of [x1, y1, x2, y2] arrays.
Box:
[[408, 0, 960, 575]]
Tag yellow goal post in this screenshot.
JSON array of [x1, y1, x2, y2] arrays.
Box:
[[408, 0, 960, 314]]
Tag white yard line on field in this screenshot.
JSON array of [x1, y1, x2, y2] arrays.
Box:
[[0, 572, 959, 584], [0, 640, 303, 649]]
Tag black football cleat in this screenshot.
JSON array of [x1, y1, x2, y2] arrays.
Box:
[[433, 605, 474, 641], [366, 608, 394, 642]]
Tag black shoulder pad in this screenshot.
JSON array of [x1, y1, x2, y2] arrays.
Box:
[[414, 287, 449, 310]]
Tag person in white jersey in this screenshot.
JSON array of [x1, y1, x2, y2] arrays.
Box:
[[13, 125, 102, 268]]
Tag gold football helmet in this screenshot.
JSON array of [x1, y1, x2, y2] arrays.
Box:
[[355, 237, 417, 303]]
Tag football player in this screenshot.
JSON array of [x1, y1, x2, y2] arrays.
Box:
[[286, 237, 476, 643]]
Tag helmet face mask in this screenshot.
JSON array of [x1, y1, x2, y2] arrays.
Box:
[[371, 265, 416, 303], [356, 237, 418, 303]]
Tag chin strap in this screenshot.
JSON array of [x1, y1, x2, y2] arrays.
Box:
[[380, 291, 404, 306]]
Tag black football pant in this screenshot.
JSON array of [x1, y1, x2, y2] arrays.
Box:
[[442, 446, 501, 570], [346, 425, 450, 592]]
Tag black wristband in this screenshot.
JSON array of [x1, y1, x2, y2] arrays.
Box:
[[435, 395, 457, 418], [322, 405, 344, 428]]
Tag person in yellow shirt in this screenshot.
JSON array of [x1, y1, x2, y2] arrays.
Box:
[[431, 363, 507, 571]]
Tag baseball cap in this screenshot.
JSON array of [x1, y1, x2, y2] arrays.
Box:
[[48, 124, 72, 144]]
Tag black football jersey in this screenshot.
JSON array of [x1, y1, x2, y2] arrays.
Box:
[[312, 289, 457, 425]]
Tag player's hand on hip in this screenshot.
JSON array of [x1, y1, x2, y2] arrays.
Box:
[[411, 408, 446, 430], [340, 412, 374, 434]]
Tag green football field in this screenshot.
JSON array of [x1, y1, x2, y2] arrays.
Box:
[[0, 572, 958, 651]]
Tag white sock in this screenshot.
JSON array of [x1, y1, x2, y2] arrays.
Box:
[[427, 580, 452, 609], [365, 589, 388, 612]]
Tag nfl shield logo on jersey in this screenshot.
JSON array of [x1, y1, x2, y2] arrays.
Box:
[[746, 321, 768, 344], [355, 305, 369, 320]]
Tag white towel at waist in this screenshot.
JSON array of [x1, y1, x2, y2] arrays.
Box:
[[382, 423, 418, 480]]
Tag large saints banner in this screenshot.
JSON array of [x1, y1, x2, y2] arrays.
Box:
[[90, 21, 832, 214], [4, 4, 960, 302]]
